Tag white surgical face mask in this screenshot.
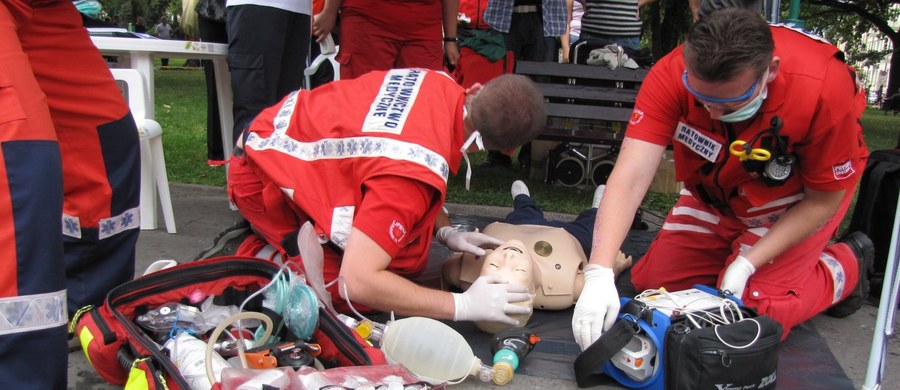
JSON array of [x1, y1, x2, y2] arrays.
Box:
[[460, 130, 485, 191], [717, 87, 767, 122], [717, 70, 770, 123]]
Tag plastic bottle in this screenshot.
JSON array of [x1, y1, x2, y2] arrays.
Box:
[[136, 303, 210, 334], [489, 328, 541, 385], [380, 317, 493, 384], [164, 332, 230, 390], [337, 314, 384, 346]]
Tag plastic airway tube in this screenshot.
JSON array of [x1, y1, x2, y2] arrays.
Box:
[[205, 311, 274, 385]]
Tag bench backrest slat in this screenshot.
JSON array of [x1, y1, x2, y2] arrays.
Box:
[[537, 84, 638, 104], [514, 60, 646, 146], [516, 61, 648, 82], [544, 103, 632, 122]]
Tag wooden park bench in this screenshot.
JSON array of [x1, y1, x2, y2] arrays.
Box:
[[515, 60, 648, 186]]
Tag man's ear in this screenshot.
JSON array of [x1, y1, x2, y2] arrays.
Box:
[[767, 57, 780, 83], [465, 83, 484, 95]]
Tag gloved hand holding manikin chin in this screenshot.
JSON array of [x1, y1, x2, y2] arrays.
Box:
[[443, 222, 633, 335]]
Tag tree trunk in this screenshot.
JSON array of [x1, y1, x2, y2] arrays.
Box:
[[887, 42, 900, 99]]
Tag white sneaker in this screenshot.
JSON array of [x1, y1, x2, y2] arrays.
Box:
[[592, 185, 606, 208], [511, 180, 530, 200]]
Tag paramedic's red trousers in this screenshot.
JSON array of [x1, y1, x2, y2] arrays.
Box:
[[631, 190, 859, 339], [0, 0, 140, 387]]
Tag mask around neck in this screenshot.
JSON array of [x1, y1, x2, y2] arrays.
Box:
[[460, 131, 485, 191]]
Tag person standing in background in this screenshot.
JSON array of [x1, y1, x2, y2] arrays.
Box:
[[134, 15, 147, 32], [192, 0, 229, 163], [0, 0, 141, 387], [562, 0, 584, 63], [312, 0, 460, 81], [153, 15, 173, 66], [226, 0, 311, 147], [580, 0, 657, 52], [481, 0, 567, 169]]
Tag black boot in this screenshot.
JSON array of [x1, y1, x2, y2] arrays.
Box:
[[825, 231, 875, 318]]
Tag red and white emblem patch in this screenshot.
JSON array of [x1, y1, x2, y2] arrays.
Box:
[[629, 108, 645, 125], [832, 160, 855, 180], [389, 220, 407, 244]]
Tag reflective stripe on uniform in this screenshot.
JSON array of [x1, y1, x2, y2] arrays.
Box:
[[245, 132, 451, 184], [672, 206, 720, 224], [62, 206, 141, 240], [819, 252, 846, 304], [0, 290, 67, 336], [661, 222, 715, 234]]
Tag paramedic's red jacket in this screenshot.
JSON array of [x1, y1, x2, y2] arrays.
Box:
[[230, 69, 465, 294], [627, 25, 868, 218]]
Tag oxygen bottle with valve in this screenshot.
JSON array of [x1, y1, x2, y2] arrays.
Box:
[[490, 327, 541, 385], [379, 317, 494, 384]]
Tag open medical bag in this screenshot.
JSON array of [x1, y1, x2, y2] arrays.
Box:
[[70, 256, 386, 389], [574, 286, 782, 390]]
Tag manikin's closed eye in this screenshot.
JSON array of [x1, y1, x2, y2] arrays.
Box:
[[504, 247, 524, 253]]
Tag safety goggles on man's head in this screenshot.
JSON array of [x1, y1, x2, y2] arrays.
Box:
[[681, 70, 762, 110]]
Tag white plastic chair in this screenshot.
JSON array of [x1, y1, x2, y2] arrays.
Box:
[[110, 68, 176, 234], [304, 34, 340, 89]]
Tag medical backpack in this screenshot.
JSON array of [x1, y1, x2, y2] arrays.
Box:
[[847, 148, 900, 299], [71, 256, 386, 390]]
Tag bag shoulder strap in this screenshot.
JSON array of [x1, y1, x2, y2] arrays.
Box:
[[573, 318, 638, 387]]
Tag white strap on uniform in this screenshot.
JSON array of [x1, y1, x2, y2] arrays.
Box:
[[0, 290, 67, 336]]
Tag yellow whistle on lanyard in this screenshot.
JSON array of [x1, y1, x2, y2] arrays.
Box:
[[729, 140, 771, 162]]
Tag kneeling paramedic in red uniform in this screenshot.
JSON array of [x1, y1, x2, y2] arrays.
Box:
[[229, 70, 546, 325], [573, 8, 871, 350], [0, 0, 141, 387]]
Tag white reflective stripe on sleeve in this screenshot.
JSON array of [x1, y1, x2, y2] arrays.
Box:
[[661, 222, 715, 234], [0, 290, 67, 336], [819, 252, 846, 304], [746, 193, 805, 213], [672, 206, 720, 224], [330, 206, 354, 249]]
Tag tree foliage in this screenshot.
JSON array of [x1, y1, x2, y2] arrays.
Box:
[[800, 0, 900, 97], [97, 0, 175, 29]]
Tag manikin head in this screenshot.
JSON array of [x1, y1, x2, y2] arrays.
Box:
[[474, 239, 537, 334]]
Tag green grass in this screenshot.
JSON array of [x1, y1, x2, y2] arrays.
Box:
[[154, 66, 898, 216], [154, 59, 226, 186]]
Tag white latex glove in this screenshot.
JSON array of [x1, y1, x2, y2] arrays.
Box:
[[436, 226, 504, 256], [720, 255, 756, 299], [452, 274, 531, 324], [572, 264, 620, 351]]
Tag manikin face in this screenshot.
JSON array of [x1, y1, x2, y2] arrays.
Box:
[[480, 240, 536, 292], [475, 239, 536, 334]]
